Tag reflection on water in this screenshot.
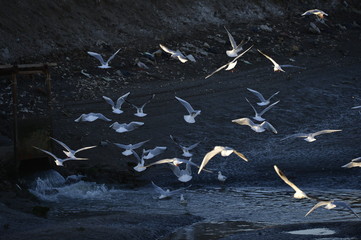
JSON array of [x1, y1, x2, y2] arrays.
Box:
[[287, 227, 335, 236], [26, 170, 361, 239]]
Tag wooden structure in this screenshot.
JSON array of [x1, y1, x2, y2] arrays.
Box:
[[0, 63, 57, 175]]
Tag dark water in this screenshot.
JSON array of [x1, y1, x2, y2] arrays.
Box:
[[26, 170, 361, 239]]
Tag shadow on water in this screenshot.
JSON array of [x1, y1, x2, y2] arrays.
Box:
[[163, 221, 264, 240]]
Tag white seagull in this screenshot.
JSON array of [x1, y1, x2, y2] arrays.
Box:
[[224, 26, 250, 57], [145, 158, 199, 168], [159, 44, 196, 63], [126, 94, 155, 117], [143, 146, 167, 160], [33, 146, 88, 167], [205, 45, 253, 79], [302, 9, 328, 19], [151, 181, 191, 200], [281, 129, 342, 142], [113, 139, 150, 156], [342, 157, 361, 168], [74, 113, 111, 122], [305, 200, 359, 219], [109, 121, 144, 133], [232, 118, 277, 134], [218, 171, 227, 182], [102, 92, 130, 114], [175, 96, 201, 123], [257, 49, 305, 72], [130, 150, 147, 172], [246, 97, 280, 122], [247, 88, 279, 106], [198, 146, 249, 174], [168, 158, 193, 182], [169, 135, 201, 157], [50, 137, 97, 159], [274, 165, 312, 199], [87, 49, 121, 69]]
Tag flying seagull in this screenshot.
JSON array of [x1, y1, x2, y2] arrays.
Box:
[[145, 158, 200, 168], [169, 158, 193, 182], [169, 135, 201, 157], [302, 9, 328, 19], [102, 92, 130, 114], [224, 26, 250, 57], [232, 118, 277, 134], [246, 97, 280, 122], [113, 139, 150, 156], [205, 45, 253, 79], [198, 146, 249, 174], [257, 49, 305, 72], [33, 146, 88, 167], [50, 137, 97, 159], [281, 129, 342, 142], [247, 88, 279, 106], [130, 150, 147, 172], [274, 165, 312, 199], [74, 113, 111, 122], [143, 146, 167, 160], [126, 94, 155, 117], [305, 200, 359, 219], [109, 121, 144, 133], [151, 181, 191, 200], [342, 157, 361, 168], [175, 96, 201, 123], [159, 44, 196, 63], [87, 49, 121, 69]]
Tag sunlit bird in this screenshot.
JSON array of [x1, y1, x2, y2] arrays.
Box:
[[224, 26, 250, 57], [159, 44, 196, 63], [342, 157, 361, 168], [257, 49, 305, 72], [33, 146, 88, 167], [281, 129, 342, 142], [274, 165, 312, 199], [198, 146, 249, 174], [170, 135, 201, 157], [50, 137, 97, 159], [305, 200, 359, 219], [232, 118, 277, 134], [169, 158, 194, 182], [102, 92, 130, 114], [109, 121, 144, 133], [126, 94, 155, 117], [301, 9, 328, 19], [143, 146, 167, 160], [87, 49, 120, 69], [247, 88, 279, 106], [113, 139, 150, 156]]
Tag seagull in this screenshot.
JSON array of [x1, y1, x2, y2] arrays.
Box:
[[74, 113, 111, 122], [102, 92, 130, 114], [180, 194, 188, 206], [113, 139, 150, 156], [205, 45, 253, 79], [232, 118, 277, 134], [143, 146, 167, 160], [151, 181, 191, 200], [246, 97, 280, 122], [175, 96, 201, 123], [247, 88, 279, 106], [33, 146, 88, 167], [87, 49, 120, 69], [130, 150, 147, 172], [159, 44, 196, 63], [281, 129, 342, 142], [302, 9, 328, 19], [169, 135, 201, 157], [274, 165, 312, 199], [305, 200, 359, 219], [257, 49, 305, 72], [198, 146, 249, 174], [342, 157, 361, 168], [109, 121, 144, 133], [126, 94, 155, 117], [218, 171, 227, 182], [168, 158, 193, 182], [224, 26, 250, 57], [50, 137, 97, 159], [351, 105, 361, 109], [145, 158, 199, 168]]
